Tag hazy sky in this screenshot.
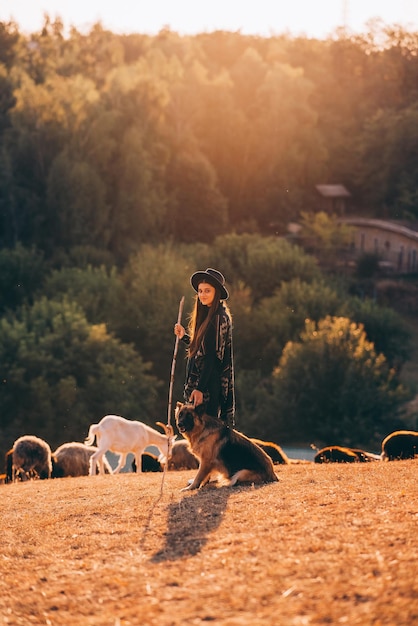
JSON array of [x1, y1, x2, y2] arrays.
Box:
[[1, 0, 417, 39]]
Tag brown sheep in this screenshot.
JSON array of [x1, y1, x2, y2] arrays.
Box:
[[349, 448, 381, 462], [165, 440, 199, 471], [381, 430, 418, 461], [250, 438, 290, 465], [314, 446, 362, 463], [12, 435, 52, 481], [131, 452, 163, 473], [52, 442, 113, 477], [5, 448, 13, 483], [314, 445, 380, 463]]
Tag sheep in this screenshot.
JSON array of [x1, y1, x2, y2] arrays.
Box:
[[349, 448, 381, 462], [5, 448, 13, 483], [131, 452, 163, 473], [161, 439, 200, 471], [314, 445, 380, 463], [381, 430, 418, 461], [84, 415, 176, 475], [314, 446, 360, 463], [52, 442, 113, 477], [12, 435, 52, 481], [250, 438, 290, 465]]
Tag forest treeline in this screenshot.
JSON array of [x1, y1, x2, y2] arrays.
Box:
[[0, 18, 417, 459], [0, 18, 418, 256]]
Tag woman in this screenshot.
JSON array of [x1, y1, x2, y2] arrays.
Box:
[[174, 268, 235, 427]]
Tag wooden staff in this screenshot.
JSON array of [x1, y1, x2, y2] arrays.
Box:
[[167, 296, 185, 429], [155, 296, 185, 497]]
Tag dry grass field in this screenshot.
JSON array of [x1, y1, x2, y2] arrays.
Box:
[[1, 461, 417, 626]]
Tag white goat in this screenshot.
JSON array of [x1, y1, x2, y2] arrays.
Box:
[[84, 415, 175, 475]]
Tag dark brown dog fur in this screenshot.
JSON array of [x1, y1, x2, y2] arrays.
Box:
[[175, 402, 278, 490]]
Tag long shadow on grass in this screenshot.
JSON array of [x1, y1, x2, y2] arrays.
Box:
[[150, 486, 231, 562]]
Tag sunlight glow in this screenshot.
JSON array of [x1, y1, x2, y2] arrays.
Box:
[[1, 0, 417, 38]]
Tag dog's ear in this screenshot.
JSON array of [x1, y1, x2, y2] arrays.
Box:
[[175, 402, 183, 418], [195, 404, 206, 416]]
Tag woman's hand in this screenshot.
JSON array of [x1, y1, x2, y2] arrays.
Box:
[[174, 323, 185, 339], [189, 389, 203, 407]]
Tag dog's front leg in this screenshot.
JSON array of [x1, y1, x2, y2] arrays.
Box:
[[180, 463, 210, 491]]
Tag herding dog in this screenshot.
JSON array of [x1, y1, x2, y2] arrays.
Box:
[[175, 402, 278, 490]]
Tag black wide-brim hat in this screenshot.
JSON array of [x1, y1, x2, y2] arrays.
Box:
[[190, 268, 229, 300]]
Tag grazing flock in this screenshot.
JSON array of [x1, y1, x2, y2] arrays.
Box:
[[1, 413, 417, 485], [312, 430, 418, 463]]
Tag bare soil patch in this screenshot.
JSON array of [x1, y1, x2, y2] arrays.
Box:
[[1, 462, 417, 625]]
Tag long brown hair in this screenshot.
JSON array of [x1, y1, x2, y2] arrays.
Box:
[[188, 286, 223, 357]]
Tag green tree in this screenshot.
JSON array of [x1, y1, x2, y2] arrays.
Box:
[[0, 64, 16, 133], [250, 61, 327, 229], [109, 126, 168, 252], [210, 234, 321, 302], [83, 62, 170, 255], [46, 150, 110, 250], [0, 297, 161, 459], [234, 278, 342, 374], [0, 143, 18, 246], [354, 104, 418, 218], [186, 65, 249, 232], [117, 244, 195, 408], [166, 147, 228, 243], [256, 316, 408, 447], [0, 244, 46, 314], [341, 296, 411, 369], [0, 20, 19, 71], [40, 265, 125, 329], [5, 70, 100, 249], [298, 211, 355, 266]]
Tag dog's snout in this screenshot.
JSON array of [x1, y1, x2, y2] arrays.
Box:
[[177, 418, 186, 432], [176, 408, 193, 433]]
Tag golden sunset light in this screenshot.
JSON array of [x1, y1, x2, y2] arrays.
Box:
[[1, 0, 417, 37]]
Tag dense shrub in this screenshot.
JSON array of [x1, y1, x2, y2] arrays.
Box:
[[253, 316, 409, 447], [0, 297, 161, 456]]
